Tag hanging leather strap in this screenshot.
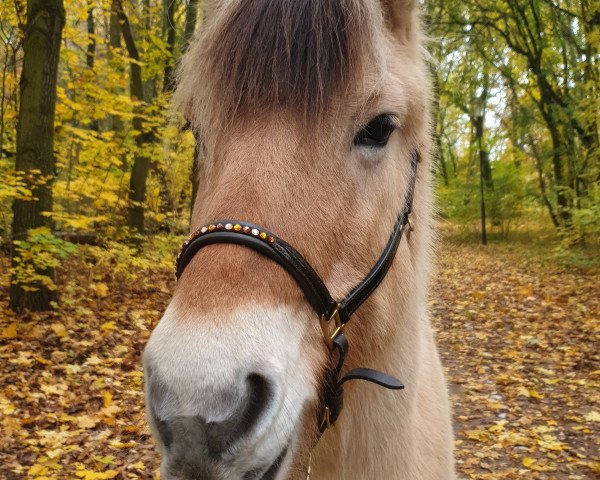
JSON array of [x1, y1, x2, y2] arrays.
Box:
[[319, 333, 404, 432]]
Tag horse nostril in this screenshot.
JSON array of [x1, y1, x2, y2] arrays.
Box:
[[205, 373, 273, 452], [147, 371, 273, 458], [240, 373, 273, 436], [154, 417, 174, 450]]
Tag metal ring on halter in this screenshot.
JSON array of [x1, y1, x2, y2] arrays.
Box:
[[320, 304, 342, 350]]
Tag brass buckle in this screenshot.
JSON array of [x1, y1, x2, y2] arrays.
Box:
[[407, 215, 414, 232], [320, 304, 343, 350]]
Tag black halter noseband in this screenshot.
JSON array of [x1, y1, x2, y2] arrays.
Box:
[[176, 150, 419, 436]]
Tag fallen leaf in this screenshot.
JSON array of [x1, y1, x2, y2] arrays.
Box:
[[523, 457, 535, 468], [75, 469, 119, 479], [584, 411, 600, 422], [103, 391, 112, 408], [51, 323, 68, 338], [93, 283, 109, 298], [1, 322, 17, 339]]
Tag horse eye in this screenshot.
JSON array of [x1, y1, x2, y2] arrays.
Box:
[[354, 114, 396, 148]]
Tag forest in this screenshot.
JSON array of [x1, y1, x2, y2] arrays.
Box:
[[0, 0, 598, 309], [0, 0, 598, 478]]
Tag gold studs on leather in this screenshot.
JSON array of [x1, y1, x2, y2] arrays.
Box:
[[181, 223, 276, 252]]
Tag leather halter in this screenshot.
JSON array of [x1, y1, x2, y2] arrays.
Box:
[[175, 150, 419, 435]]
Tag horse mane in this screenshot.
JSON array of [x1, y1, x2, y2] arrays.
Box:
[[177, 0, 378, 124]]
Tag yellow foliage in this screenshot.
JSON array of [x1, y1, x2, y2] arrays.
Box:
[[75, 469, 119, 479]]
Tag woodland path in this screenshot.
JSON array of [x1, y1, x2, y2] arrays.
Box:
[[432, 241, 598, 479]]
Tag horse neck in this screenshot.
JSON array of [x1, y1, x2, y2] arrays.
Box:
[[310, 250, 432, 479]]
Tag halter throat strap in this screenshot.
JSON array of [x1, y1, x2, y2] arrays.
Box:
[[175, 150, 419, 431]]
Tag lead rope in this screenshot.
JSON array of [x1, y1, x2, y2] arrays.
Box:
[[305, 452, 312, 480]]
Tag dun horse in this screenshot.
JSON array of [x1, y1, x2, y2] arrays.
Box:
[[143, 0, 455, 478]]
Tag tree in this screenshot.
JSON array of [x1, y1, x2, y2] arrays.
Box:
[[116, 0, 154, 234], [10, 0, 65, 312], [162, 0, 178, 92], [426, 0, 599, 240], [464, 0, 595, 229], [183, 0, 200, 49], [85, 0, 95, 69]]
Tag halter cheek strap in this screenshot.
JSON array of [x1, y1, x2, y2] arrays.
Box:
[[175, 150, 419, 435]]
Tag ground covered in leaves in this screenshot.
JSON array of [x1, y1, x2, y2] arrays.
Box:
[[0, 233, 598, 479], [431, 237, 599, 479]]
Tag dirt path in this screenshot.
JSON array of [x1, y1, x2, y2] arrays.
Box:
[[432, 242, 599, 479]]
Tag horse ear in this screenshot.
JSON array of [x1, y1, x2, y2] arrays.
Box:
[[380, 0, 419, 42]]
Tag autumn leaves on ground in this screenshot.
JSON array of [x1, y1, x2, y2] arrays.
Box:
[[0, 230, 598, 480]]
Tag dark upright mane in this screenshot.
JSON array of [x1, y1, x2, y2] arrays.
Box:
[[205, 0, 369, 117]]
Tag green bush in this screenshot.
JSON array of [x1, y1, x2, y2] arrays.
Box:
[[11, 227, 76, 291], [437, 162, 529, 237]]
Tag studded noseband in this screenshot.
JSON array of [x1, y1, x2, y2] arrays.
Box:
[[176, 150, 419, 437]]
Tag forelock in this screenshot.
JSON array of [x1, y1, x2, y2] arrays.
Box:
[[176, 0, 383, 128]]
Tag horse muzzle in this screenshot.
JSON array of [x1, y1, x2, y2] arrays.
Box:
[[143, 304, 314, 480]]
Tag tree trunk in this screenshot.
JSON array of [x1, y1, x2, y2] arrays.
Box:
[[479, 149, 487, 245], [473, 73, 491, 244], [86, 0, 95, 69], [86, 1, 99, 132], [474, 114, 493, 188], [162, 0, 177, 92], [474, 72, 493, 188], [10, 0, 65, 312], [431, 62, 448, 185], [109, 0, 121, 49], [476, 114, 490, 244], [183, 0, 199, 51], [0, 45, 10, 165], [543, 105, 572, 228], [116, 0, 153, 233], [108, 0, 125, 151], [530, 136, 560, 228]]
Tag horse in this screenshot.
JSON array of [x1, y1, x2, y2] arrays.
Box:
[[143, 0, 455, 478]]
